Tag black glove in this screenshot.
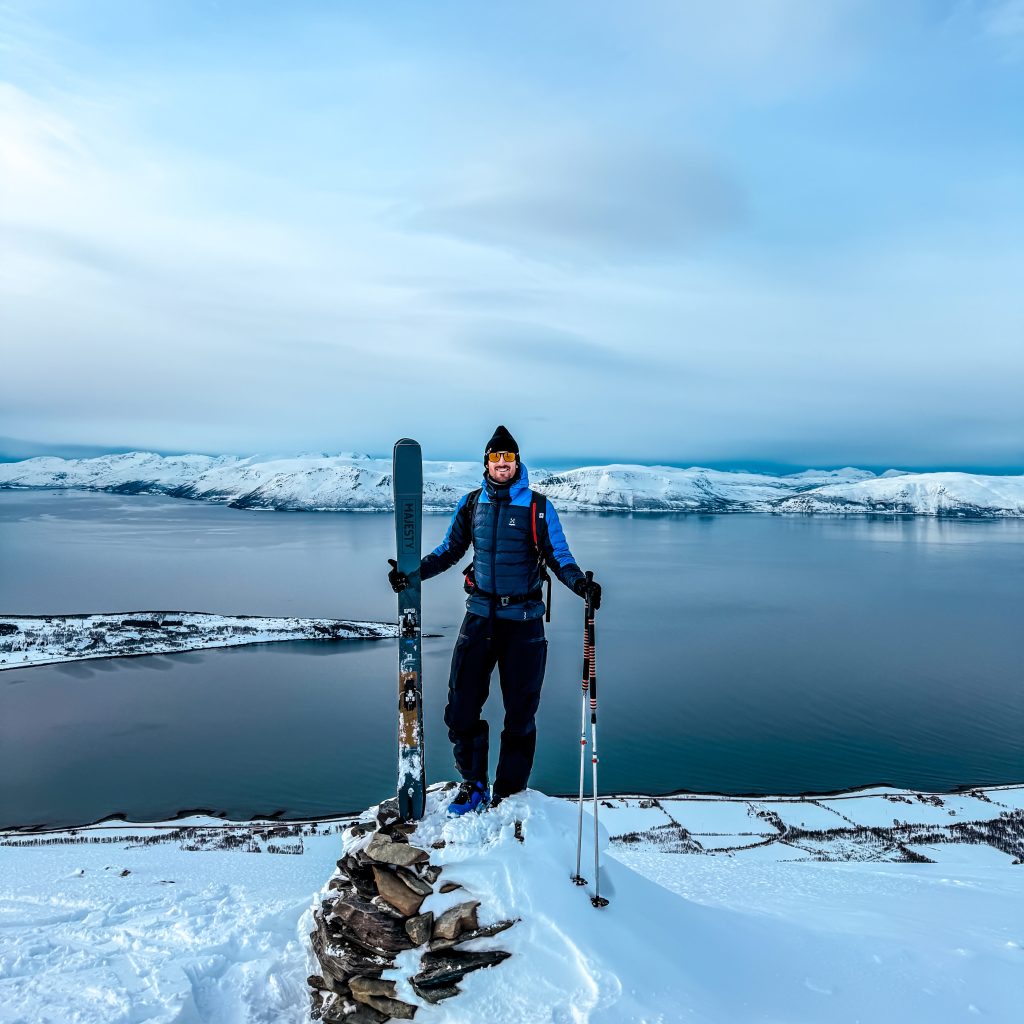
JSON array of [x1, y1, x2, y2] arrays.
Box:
[[573, 574, 602, 611], [387, 558, 410, 594]]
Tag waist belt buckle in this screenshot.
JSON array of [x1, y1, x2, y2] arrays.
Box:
[[500, 595, 510, 607]]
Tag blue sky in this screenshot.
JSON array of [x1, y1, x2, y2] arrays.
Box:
[[1, 1, 1022, 469]]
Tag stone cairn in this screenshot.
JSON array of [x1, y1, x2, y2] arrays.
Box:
[[308, 797, 516, 1022]]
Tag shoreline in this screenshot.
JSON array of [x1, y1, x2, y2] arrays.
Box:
[[3, 482, 1024, 518], [4, 780, 1021, 837], [0, 611, 399, 671]]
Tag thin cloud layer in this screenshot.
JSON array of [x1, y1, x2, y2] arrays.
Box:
[[404, 139, 746, 263], [0, 2, 1021, 469]]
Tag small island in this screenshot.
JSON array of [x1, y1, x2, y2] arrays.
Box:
[[0, 612, 399, 671]]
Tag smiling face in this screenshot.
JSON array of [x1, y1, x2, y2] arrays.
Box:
[[486, 452, 518, 483]]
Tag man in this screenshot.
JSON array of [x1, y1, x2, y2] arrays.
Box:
[[388, 425, 601, 815]]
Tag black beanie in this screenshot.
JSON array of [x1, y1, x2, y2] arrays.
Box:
[[484, 424, 519, 460]]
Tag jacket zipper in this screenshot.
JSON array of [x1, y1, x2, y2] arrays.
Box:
[[490, 492, 500, 613]]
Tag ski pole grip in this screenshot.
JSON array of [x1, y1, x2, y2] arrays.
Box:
[[584, 570, 594, 614]]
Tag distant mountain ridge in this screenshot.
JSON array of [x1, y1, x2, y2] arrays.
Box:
[[1, 451, 1022, 517]]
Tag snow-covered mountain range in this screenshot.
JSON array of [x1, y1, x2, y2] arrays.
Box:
[[2, 451, 1023, 517]]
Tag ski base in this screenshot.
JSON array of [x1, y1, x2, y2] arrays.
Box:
[[393, 437, 425, 821]]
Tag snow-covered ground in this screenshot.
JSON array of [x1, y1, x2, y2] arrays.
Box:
[[0, 612, 396, 671], [2, 785, 1021, 1023], [2, 451, 1023, 516]]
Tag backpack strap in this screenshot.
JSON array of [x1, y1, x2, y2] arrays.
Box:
[[530, 491, 547, 557], [460, 488, 483, 592], [530, 491, 553, 623]]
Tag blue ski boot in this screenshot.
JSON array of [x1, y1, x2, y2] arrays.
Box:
[[447, 780, 490, 816]]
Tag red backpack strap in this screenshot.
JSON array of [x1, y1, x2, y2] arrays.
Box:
[[530, 492, 549, 558], [531, 491, 552, 622]]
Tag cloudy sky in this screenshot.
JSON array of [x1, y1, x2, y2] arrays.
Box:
[[1, 1, 1022, 470]]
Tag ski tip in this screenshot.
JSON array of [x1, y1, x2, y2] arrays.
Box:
[[394, 437, 420, 449]]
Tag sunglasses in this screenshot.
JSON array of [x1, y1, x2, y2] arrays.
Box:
[[487, 451, 518, 464]]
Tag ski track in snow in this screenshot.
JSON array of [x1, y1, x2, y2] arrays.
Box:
[[1, 788, 1022, 1023], [0, 820, 345, 1024]]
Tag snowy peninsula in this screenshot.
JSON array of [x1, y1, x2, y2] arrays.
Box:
[[0, 612, 397, 671], [2, 451, 1023, 516], [1, 783, 1021, 1022]]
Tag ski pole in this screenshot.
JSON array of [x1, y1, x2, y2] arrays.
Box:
[[588, 587, 609, 908], [571, 575, 592, 888]]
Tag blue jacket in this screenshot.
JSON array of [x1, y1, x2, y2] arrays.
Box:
[[420, 463, 585, 620]]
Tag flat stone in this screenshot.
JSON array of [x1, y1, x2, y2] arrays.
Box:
[[327, 891, 416, 953], [341, 854, 384, 899], [365, 833, 429, 868], [412, 980, 460, 1004], [405, 911, 433, 945], [318, 993, 350, 1023], [375, 798, 400, 827], [347, 1009, 390, 1024], [310, 911, 392, 989], [431, 900, 479, 941], [395, 867, 434, 897], [412, 948, 511, 990], [372, 866, 426, 916], [341, 853, 370, 875], [422, 864, 442, 884], [438, 881, 462, 894], [371, 895, 408, 919], [429, 918, 517, 951], [376, 822, 410, 844], [349, 977, 397, 1000], [322, 972, 352, 996], [309, 987, 325, 1020], [352, 990, 417, 1019]]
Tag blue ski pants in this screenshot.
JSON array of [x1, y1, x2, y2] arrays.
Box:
[[443, 612, 548, 796]]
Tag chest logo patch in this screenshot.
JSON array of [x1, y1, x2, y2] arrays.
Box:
[[509, 517, 516, 526]]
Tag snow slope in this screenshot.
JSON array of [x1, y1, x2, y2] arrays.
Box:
[[1, 785, 1021, 1023], [775, 471, 1024, 517], [0, 452, 481, 512], [3, 452, 1023, 516]]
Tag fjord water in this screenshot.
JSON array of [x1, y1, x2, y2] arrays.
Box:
[[1, 490, 1022, 829]]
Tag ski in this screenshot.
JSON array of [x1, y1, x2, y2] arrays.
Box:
[[393, 437, 425, 821]]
